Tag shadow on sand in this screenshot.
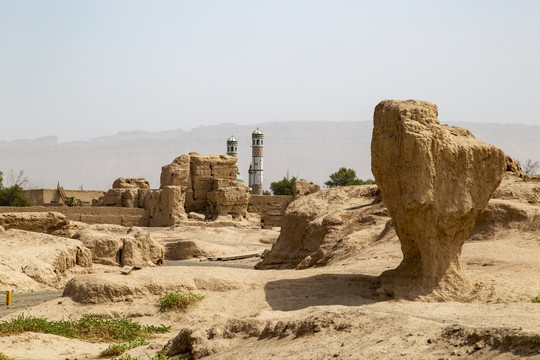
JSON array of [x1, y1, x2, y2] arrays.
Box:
[[264, 273, 389, 311]]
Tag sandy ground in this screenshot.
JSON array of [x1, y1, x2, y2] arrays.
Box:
[[1, 226, 540, 360]]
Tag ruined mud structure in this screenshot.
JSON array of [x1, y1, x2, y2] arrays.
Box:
[[371, 100, 506, 298], [91, 153, 292, 228], [94, 153, 251, 226]]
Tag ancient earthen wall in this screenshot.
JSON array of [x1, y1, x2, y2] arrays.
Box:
[[0, 206, 147, 226], [247, 195, 293, 228], [22, 189, 105, 205]]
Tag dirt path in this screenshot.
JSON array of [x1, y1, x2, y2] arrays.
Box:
[[0, 290, 63, 319]]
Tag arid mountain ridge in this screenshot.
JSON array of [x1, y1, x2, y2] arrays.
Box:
[[1, 121, 539, 190]]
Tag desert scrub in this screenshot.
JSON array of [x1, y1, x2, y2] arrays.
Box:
[[99, 338, 148, 357], [112, 355, 138, 360], [153, 349, 170, 359], [0, 353, 14, 360], [159, 291, 204, 312], [532, 294, 540, 303], [0, 314, 169, 342]]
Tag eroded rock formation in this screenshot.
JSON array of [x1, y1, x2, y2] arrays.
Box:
[[371, 99, 505, 298], [293, 180, 321, 198], [255, 185, 390, 269], [72, 224, 164, 268], [0, 212, 70, 234], [471, 171, 540, 239], [0, 229, 92, 290]]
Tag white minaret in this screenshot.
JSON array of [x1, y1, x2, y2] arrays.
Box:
[[226, 135, 238, 157], [249, 128, 264, 195]]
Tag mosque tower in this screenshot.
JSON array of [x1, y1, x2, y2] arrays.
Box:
[[226, 135, 238, 157], [248, 128, 264, 195], [226, 135, 245, 184]]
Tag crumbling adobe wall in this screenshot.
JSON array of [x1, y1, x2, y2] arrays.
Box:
[[97, 177, 151, 208], [146, 153, 248, 226], [0, 207, 147, 227], [92, 154, 250, 226], [185, 153, 238, 213], [248, 195, 294, 228]]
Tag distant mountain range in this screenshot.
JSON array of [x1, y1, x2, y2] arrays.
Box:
[[1, 121, 539, 191]]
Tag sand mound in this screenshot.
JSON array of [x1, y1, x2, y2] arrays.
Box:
[[72, 224, 164, 268], [0, 331, 108, 360], [256, 174, 539, 275], [471, 174, 540, 240], [62, 270, 243, 303], [255, 185, 393, 270], [167, 311, 357, 359], [0, 229, 92, 290]]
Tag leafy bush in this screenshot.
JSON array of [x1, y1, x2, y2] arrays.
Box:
[[531, 294, 540, 303], [0, 353, 14, 360], [64, 196, 84, 207], [0, 314, 169, 342], [158, 291, 204, 312]]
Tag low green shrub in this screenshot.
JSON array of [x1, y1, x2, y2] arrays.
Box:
[[0, 314, 169, 342], [153, 349, 170, 359], [158, 291, 204, 312], [99, 338, 148, 357], [531, 294, 540, 303]]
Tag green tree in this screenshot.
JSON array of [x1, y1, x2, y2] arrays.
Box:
[[270, 176, 297, 195], [0, 171, 31, 207], [324, 167, 375, 188]]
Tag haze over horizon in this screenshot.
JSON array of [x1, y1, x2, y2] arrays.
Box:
[[1, 121, 539, 192], [1, 0, 539, 142]]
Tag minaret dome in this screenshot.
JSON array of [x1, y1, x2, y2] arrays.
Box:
[[226, 135, 238, 157]]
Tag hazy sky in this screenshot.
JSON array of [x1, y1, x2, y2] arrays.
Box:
[[1, 0, 539, 142]]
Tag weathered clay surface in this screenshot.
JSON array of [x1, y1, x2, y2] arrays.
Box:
[[160, 154, 191, 188], [293, 180, 320, 198], [101, 188, 125, 207], [0, 229, 92, 290], [95, 154, 245, 225], [100, 178, 151, 208], [0, 212, 70, 234], [146, 153, 245, 225], [256, 185, 390, 270], [206, 179, 250, 219], [186, 153, 237, 213], [504, 155, 527, 178], [371, 99, 505, 298], [145, 186, 187, 226], [471, 173, 540, 239], [247, 195, 293, 228], [72, 224, 164, 268], [112, 177, 150, 189], [63, 271, 241, 303]]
